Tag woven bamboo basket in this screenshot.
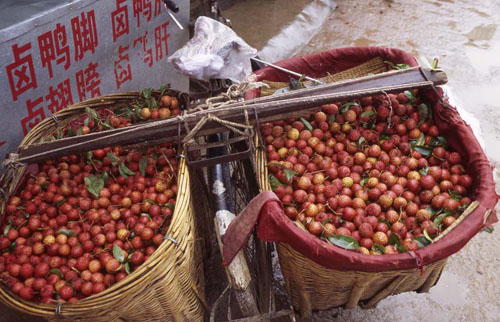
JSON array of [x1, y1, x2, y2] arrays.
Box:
[[0, 90, 205, 321], [251, 56, 484, 316], [255, 137, 451, 315]]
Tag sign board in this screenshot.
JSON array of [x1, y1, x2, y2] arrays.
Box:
[[0, 0, 189, 164]]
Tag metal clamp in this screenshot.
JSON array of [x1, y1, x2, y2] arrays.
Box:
[[55, 302, 63, 317], [163, 235, 178, 246], [51, 114, 60, 125], [418, 67, 450, 109]]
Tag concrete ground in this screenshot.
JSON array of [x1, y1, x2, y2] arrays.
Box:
[[1, 0, 499, 321]]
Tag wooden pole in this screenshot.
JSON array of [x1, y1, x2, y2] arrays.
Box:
[[8, 68, 447, 165]]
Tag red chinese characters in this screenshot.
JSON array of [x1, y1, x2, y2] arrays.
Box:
[[45, 79, 74, 114], [154, 21, 170, 62], [111, 0, 130, 42], [37, 23, 71, 78], [75, 62, 102, 101], [133, 0, 152, 28], [0, 142, 6, 149], [71, 10, 99, 62], [114, 45, 132, 89], [6, 43, 38, 101], [154, 0, 164, 16], [21, 97, 46, 135], [133, 32, 153, 67]]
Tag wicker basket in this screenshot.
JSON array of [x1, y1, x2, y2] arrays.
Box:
[[250, 51, 493, 317], [0, 91, 205, 321], [255, 136, 449, 315]]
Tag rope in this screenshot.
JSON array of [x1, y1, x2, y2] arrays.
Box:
[[181, 112, 253, 145], [2, 153, 25, 169], [188, 75, 269, 114]]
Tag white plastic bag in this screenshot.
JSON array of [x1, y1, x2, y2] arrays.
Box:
[[168, 16, 257, 82]]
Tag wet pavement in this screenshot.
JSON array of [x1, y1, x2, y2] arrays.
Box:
[[1, 0, 500, 321]]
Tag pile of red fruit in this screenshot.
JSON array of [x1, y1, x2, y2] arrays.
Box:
[[0, 94, 179, 303], [262, 89, 473, 255]]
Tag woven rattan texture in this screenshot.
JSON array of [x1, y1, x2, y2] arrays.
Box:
[[0, 91, 205, 322]]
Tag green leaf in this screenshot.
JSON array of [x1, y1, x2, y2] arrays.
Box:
[[139, 157, 148, 177], [145, 199, 158, 205], [437, 136, 449, 149], [384, 61, 411, 70], [85, 107, 99, 120], [119, 163, 135, 178], [328, 114, 336, 125], [24, 212, 30, 219], [357, 137, 366, 146], [404, 90, 416, 103], [380, 133, 390, 140], [106, 152, 120, 166], [113, 245, 125, 263], [141, 213, 152, 220], [414, 146, 432, 157], [269, 174, 286, 190], [67, 127, 75, 137], [419, 167, 429, 175], [340, 102, 359, 113], [77, 128, 83, 136], [423, 229, 434, 243], [102, 119, 112, 130], [372, 243, 386, 254], [165, 203, 175, 211], [300, 117, 313, 131], [102, 171, 109, 184], [3, 222, 12, 236], [50, 268, 64, 278], [159, 85, 168, 96], [56, 199, 67, 208], [124, 262, 131, 274], [433, 213, 448, 228], [55, 128, 64, 140], [8, 241, 17, 253], [395, 243, 408, 253], [84, 117, 90, 126], [150, 97, 158, 109], [84, 175, 105, 198], [283, 169, 297, 182], [413, 236, 431, 248], [418, 103, 429, 120], [426, 206, 440, 216], [360, 177, 369, 187], [388, 233, 408, 253], [415, 133, 425, 147], [142, 88, 152, 99], [56, 229, 76, 237], [389, 233, 408, 253], [328, 235, 359, 250], [378, 218, 392, 226], [482, 226, 494, 233], [449, 190, 462, 201], [267, 162, 286, 169], [361, 111, 376, 118], [388, 232, 402, 245]]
